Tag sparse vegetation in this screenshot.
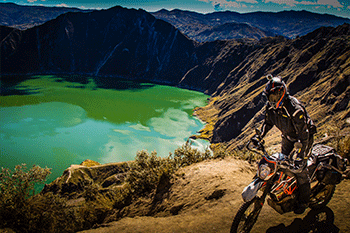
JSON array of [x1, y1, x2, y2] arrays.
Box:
[[114, 141, 214, 208], [0, 142, 224, 232], [323, 121, 350, 161]]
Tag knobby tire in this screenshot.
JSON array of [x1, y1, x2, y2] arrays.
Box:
[[230, 197, 262, 233]]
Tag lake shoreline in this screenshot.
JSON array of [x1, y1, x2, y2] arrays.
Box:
[[0, 74, 211, 187]]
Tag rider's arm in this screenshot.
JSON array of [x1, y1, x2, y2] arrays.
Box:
[[292, 107, 310, 167], [260, 106, 274, 139]]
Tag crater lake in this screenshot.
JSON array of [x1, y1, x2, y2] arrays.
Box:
[[0, 75, 210, 186]]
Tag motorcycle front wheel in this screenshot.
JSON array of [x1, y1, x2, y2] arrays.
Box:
[[230, 197, 263, 233]]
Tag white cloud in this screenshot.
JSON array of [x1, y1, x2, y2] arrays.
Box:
[[56, 3, 69, 7], [265, 0, 305, 7], [317, 0, 342, 8], [27, 0, 46, 2], [264, 0, 343, 8], [198, 0, 258, 9], [235, 0, 258, 3]]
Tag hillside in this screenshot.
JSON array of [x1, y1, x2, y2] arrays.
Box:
[[152, 9, 350, 41], [193, 24, 350, 152], [195, 22, 274, 41], [42, 156, 350, 233]]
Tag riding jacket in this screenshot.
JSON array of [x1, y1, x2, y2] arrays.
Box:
[[260, 95, 316, 159]]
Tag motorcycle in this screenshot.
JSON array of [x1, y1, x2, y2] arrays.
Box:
[[230, 129, 349, 233]]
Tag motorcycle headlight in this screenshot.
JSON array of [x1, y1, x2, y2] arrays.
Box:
[[258, 164, 271, 180]]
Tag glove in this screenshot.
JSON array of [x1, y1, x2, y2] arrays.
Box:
[[251, 135, 260, 146], [294, 157, 306, 170]]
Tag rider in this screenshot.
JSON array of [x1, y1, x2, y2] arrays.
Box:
[[254, 74, 316, 214]]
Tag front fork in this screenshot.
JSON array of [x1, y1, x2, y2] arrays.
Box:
[[257, 181, 271, 206]]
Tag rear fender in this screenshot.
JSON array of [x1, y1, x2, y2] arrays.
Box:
[[242, 178, 265, 202]]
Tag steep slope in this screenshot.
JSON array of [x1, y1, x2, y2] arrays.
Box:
[[152, 9, 350, 41], [195, 24, 350, 150]]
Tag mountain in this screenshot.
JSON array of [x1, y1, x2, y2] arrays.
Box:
[[152, 9, 350, 41], [0, 2, 89, 30], [1, 5, 349, 153], [0, 6, 197, 86]]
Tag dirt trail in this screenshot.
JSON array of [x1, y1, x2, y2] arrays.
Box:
[[81, 157, 350, 233]]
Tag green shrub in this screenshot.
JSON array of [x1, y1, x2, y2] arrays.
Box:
[[0, 164, 111, 233], [172, 141, 212, 167], [0, 164, 51, 231], [118, 141, 212, 204], [125, 150, 175, 196]]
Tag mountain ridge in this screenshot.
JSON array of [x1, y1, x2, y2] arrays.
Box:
[[152, 8, 350, 41], [0, 2, 89, 30]]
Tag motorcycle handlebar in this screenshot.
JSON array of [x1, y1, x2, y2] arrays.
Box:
[[247, 139, 304, 174], [246, 139, 268, 157]]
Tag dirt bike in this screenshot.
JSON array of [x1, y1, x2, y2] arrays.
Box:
[[230, 130, 349, 233]]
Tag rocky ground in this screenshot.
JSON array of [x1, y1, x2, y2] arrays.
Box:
[[80, 156, 350, 233]]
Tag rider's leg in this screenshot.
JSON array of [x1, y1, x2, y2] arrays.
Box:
[[281, 135, 294, 156], [294, 135, 314, 214]]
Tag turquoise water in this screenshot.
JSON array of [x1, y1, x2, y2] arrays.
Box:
[[0, 75, 209, 185]]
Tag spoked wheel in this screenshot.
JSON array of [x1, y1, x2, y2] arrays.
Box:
[[309, 184, 335, 210], [230, 197, 263, 233]]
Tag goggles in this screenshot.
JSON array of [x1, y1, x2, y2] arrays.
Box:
[[267, 88, 285, 108]]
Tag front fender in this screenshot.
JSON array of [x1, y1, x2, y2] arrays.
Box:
[[242, 178, 264, 202]]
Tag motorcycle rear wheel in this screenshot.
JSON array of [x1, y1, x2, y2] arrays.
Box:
[[309, 184, 335, 210], [230, 197, 263, 233]]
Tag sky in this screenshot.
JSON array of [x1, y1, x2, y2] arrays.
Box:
[[3, 0, 350, 18]]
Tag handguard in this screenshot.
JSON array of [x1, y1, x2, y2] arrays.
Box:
[[242, 178, 264, 202]]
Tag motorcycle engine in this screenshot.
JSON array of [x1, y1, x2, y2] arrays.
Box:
[[267, 172, 298, 214], [270, 172, 297, 201]]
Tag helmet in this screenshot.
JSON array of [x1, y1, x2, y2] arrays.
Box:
[[263, 75, 287, 109]]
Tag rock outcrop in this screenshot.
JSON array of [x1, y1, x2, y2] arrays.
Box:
[[41, 160, 129, 198]]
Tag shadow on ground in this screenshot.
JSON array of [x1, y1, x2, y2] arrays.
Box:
[[266, 207, 339, 233]]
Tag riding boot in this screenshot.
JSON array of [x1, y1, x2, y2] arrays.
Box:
[[294, 183, 311, 214]]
